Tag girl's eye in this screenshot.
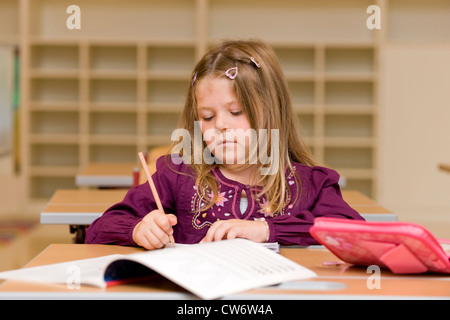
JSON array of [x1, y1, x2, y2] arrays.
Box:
[[231, 111, 243, 116], [203, 115, 214, 121]]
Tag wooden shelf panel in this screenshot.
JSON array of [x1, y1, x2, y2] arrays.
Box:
[[388, 0, 450, 42], [18, 0, 389, 201], [0, 0, 19, 41], [209, 0, 376, 43], [28, 0, 197, 41]]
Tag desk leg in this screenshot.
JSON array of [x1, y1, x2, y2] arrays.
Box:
[[69, 225, 87, 244]]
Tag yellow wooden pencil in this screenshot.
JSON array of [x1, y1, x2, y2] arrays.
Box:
[[138, 152, 175, 246]]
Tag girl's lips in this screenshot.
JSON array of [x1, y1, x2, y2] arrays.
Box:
[[219, 140, 237, 146]]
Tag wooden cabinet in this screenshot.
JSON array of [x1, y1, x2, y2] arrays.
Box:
[[2, 0, 448, 204]]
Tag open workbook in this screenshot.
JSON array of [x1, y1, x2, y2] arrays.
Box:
[[0, 239, 316, 299]]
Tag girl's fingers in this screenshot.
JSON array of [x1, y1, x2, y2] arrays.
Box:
[[200, 219, 266, 243], [134, 210, 176, 250], [202, 220, 233, 242], [200, 220, 222, 243]]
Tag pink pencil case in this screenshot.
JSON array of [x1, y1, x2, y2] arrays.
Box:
[[310, 217, 450, 274]]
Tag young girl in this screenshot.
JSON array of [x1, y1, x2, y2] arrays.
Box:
[[86, 39, 364, 249]]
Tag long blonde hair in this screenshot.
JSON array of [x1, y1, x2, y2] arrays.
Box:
[[172, 39, 317, 215]]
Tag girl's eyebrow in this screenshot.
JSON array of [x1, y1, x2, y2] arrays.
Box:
[[197, 106, 213, 111], [197, 101, 239, 111]]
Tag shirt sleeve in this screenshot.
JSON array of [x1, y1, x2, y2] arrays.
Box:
[[85, 156, 178, 246], [267, 166, 365, 246]]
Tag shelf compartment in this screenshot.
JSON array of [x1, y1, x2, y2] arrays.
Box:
[[147, 135, 174, 146], [324, 147, 373, 169], [325, 48, 374, 74], [31, 45, 79, 71], [89, 144, 137, 163], [30, 111, 79, 135], [325, 81, 373, 105], [274, 47, 315, 76], [147, 113, 179, 136], [147, 80, 187, 105], [147, 46, 195, 74], [0, 0, 18, 40], [31, 79, 79, 103], [89, 112, 137, 135], [341, 178, 373, 198], [288, 81, 315, 105], [297, 114, 314, 138], [30, 143, 79, 167], [89, 79, 137, 103], [90, 45, 137, 71], [324, 115, 373, 138], [30, 176, 77, 199]]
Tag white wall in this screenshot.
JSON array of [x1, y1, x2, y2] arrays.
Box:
[[379, 44, 450, 210]]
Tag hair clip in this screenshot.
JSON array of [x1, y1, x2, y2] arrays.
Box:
[[191, 71, 197, 86], [225, 67, 238, 80], [250, 57, 260, 68]]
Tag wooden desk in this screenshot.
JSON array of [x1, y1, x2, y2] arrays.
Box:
[[40, 189, 127, 225], [75, 162, 138, 188], [40, 189, 396, 227], [0, 244, 448, 299], [342, 190, 396, 221], [39, 189, 127, 243]]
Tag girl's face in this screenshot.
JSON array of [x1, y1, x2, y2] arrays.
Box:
[[195, 76, 253, 164]]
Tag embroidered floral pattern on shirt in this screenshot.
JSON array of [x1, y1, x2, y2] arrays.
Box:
[[209, 191, 228, 207], [258, 198, 272, 217], [191, 186, 213, 229], [190, 167, 298, 229]]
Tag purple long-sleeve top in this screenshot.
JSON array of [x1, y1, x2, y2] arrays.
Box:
[[86, 155, 364, 247]]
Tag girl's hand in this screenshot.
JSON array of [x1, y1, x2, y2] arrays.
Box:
[[132, 210, 177, 250], [200, 219, 268, 243]]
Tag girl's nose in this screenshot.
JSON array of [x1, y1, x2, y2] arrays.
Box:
[[214, 113, 230, 131]]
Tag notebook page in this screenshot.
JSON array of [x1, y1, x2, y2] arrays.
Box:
[[0, 254, 122, 288], [126, 239, 316, 299], [169, 241, 280, 252]]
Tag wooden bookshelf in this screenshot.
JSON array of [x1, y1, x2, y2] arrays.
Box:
[[3, 0, 447, 206]]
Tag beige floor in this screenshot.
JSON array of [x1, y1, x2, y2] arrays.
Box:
[[0, 224, 72, 271]]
